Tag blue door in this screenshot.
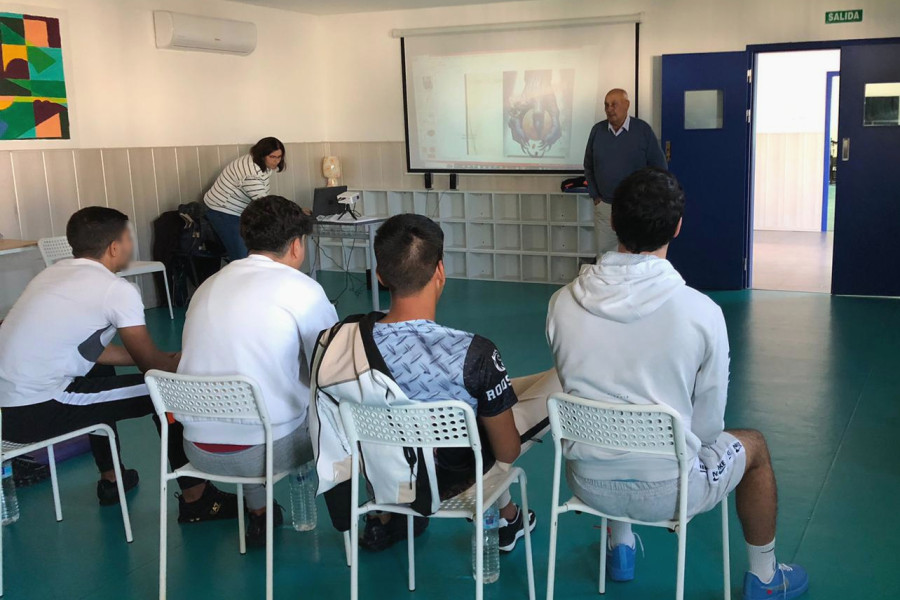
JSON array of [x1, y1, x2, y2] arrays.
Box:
[[832, 43, 900, 296], [661, 52, 750, 290]]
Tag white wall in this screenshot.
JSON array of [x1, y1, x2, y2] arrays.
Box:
[[753, 50, 840, 231], [756, 51, 841, 134], [317, 0, 900, 142], [1, 0, 325, 149]]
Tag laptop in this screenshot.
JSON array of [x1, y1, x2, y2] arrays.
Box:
[[312, 186, 348, 218]]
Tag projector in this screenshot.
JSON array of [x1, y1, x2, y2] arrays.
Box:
[[337, 191, 360, 206]]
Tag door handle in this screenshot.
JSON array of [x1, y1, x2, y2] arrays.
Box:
[[665, 141, 671, 162], [841, 137, 850, 161]]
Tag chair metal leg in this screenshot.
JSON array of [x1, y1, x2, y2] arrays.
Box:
[[407, 515, 415, 591], [350, 515, 360, 600], [675, 523, 688, 600], [518, 475, 535, 600], [159, 476, 168, 600], [475, 505, 484, 600], [546, 505, 560, 600], [546, 451, 565, 600], [599, 517, 608, 595], [237, 484, 246, 555], [47, 445, 62, 522], [107, 433, 133, 543], [722, 496, 731, 600], [266, 482, 274, 600], [161, 266, 174, 320], [343, 531, 351, 568]]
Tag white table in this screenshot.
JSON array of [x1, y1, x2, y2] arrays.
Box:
[[308, 216, 387, 312], [0, 239, 37, 257]]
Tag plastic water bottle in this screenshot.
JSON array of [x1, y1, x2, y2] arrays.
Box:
[[1, 460, 19, 526], [289, 460, 317, 531], [472, 503, 500, 583]]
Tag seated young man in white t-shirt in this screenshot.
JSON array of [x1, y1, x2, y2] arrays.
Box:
[[178, 195, 338, 547], [547, 168, 809, 600], [0, 207, 237, 522]]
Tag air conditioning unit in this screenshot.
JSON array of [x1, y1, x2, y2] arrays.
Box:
[[153, 11, 257, 56]]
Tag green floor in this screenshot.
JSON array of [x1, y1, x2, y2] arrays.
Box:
[[5, 273, 900, 599]]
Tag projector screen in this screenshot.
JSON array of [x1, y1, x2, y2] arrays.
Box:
[[401, 20, 639, 174]]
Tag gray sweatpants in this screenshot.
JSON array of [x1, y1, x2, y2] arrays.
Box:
[[184, 425, 314, 511]]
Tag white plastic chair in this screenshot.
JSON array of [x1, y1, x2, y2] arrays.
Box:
[[0, 411, 133, 597], [339, 400, 536, 600], [545, 393, 731, 600], [37, 235, 174, 320], [145, 371, 290, 600]]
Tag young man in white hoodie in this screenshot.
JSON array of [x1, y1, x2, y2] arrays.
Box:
[[547, 168, 808, 600], [178, 196, 338, 547]]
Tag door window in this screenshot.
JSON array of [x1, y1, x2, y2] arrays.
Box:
[[684, 89, 724, 129], [863, 82, 900, 126]]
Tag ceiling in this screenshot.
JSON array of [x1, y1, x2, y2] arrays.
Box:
[[229, 0, 523, 16]]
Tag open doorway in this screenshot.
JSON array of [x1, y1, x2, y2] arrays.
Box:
[[751, 49, 841, 293]]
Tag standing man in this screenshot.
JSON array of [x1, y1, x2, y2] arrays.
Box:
[[584, 88, 667, 257]]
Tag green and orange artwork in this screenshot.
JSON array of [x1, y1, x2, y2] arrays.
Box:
[[0, 12, 69, 140]]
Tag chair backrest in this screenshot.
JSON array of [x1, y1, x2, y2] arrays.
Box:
[[144, 370, 271, 430], [338, 400, 481, 452], [38, 236, 73, 267], [547, 392, 689, 465]]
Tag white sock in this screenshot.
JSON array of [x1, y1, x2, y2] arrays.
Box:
[[608, 520, 635, 549], [747, 539, 777, 583]]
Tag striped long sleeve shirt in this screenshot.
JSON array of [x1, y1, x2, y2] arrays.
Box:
[[204, 154, 271, 216]]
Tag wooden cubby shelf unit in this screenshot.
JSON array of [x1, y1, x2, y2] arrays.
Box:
[[316, 190, 595, 284]]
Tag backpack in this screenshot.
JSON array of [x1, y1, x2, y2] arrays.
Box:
[[310, 313, 439, 531], [152, 205, 226, 307]]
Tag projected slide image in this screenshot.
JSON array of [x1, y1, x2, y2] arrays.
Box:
[[502, 69, 573, 159], [464, 72, 502, 158], [403, 23, 637, 171]]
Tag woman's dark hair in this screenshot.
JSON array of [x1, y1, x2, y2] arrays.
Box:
[[240, 195, 312, 254], [612, 167, 685, 253], [250, 137, 286, 172], [66, 206, 129, 259], [374, 214, 444, 297]]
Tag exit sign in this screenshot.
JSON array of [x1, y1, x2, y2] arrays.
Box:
[[825, 9, 863, 24]]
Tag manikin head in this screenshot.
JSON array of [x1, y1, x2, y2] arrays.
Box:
[[612, 167, 685, 257], [66, 206, 134, 273], [374, 214, 446, 308], [604, 88, 631, 130], [240, 195, 311, 269]]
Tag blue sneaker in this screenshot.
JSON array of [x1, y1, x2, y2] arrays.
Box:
[[742, 564, 809, 600], [606, 542, 636, 582]]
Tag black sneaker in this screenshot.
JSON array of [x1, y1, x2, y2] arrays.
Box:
[[13, 456, 50, 487], [97, 469, 139, 506], [499, 507, 536, 552], [177, 482, 239, 523], [245, 502, 285, 548], [359, 514, 429, 552]]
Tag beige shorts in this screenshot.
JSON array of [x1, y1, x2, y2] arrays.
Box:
[[566, 432, 746, 522]]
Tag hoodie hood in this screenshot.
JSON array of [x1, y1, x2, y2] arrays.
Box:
[[571, 252, 685, 323]]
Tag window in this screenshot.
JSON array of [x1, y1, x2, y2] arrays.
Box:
[[684, 89, 724, 130], [864, 82, 900, 126]]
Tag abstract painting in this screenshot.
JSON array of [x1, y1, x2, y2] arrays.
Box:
[[0, 13, 68, 140]]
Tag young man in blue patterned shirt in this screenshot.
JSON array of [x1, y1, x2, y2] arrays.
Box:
[[360, 213, 561, 552]]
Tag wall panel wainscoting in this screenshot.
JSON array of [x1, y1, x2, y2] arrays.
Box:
[[0, 141, 571, 315]]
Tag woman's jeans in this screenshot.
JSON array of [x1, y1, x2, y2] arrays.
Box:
[[206, 208, 248, 261]]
